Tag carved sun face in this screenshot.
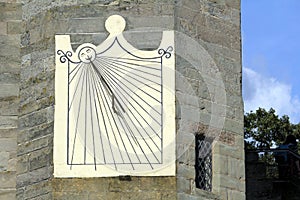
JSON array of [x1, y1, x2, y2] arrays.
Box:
[[78, 47, 96, 63]]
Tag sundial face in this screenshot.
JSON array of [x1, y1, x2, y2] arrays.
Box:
[[78, 47, 96, 63], [54, 15, 175, 177]]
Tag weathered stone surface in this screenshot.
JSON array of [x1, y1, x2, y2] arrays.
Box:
[[0, 4, 20, 199], [16, 166, 52, 188], [0, 128, 17, 138], [17, 122, 53, 144], [16, 153, 28, 175], [0, 84, 19, 99], [7, 20, 23, 34], [22, 180, 51, 200], [0, 152, 9, 171], [0, 189, 16, 200], [0, 22, 7, 35], [177, 164, 195, 179], [0, 138, 17, 151], [17, 135, 51, 156], [177, 177, 191, 194], [212, 173, 244, 192], [227, 189, 245, 200], [228, 158, 245, 181], [213, 142, 243, 160], [213, 154, 228, 175], [18, 107, 53, 129], [0, 171, 16, 188]]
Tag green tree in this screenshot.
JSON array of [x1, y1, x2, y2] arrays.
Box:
[[244, 108, 299, 149]]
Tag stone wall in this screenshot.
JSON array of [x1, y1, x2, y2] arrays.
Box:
[[17, 0, 177, 199], [175, 0, 244, 199], [0, 1, 22, 199], [0, 0, 243, 199]]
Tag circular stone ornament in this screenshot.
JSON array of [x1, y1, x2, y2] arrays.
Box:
[[105, 15, 126, 35]]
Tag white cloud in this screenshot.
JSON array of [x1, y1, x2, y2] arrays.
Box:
[[243, 67, 300, 123]]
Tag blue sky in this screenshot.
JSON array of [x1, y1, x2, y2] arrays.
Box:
[[242, 0, 300, 123]]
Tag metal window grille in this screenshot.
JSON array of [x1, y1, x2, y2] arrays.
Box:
[[195, 134, 212, 191]]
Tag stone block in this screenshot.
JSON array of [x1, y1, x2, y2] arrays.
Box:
[[68, 17, 105, 33], [211, 103, 227, 118], [0, 152, 9, 171], [44, 19, 68, 38], [7, 156, 16, 171], [177, 143, 189, 164], [234, 134, 244, 148], [176, 92, 200, 109], [87, 192, 107, 200], [181, 105, 201, 122], [218, 131, 235, 145], [23, 180, 51, 200], [20, 95, 54, 116], [121, 191, 161, 200], [0, 98, 19, 116], [0, 138, 16, 151], [0, 22, 7, 35], [108, 178, 140, 193], [225, 0, 240, 9], [127, 16, 174, 30], [228, 189, 245, 200], [53, 191, 89, 200], [199, 39, 240, 63], [7, 20, 23, 34], [139, 176, 176, 191], [0, 189, 16, 200], [177, 177, 191, 194], [17, 135, 50, 156], [212, 142, 243, 160], [199, 112, 212, 126], [224, 118, 243, 135], [0, 84, 19, 99], [212, 173, 244, 192], [0, 56, 20, 74], [0, 7, 22, 21], [212, 154, 228, 175], [212, 186, 228, 200], [230, 8, 240, 26], [176, 132, 194, 146], [228, 158, 245, 181], [0, 34, 20, 47], [28, 147, 51, 171], [0, 72, 19, 84], [177, 164, 195, 179], [18, 107, 53, 129], [16, 166, 52, 188], [195, 24, 232, 50], [17, 122, 53, 144], [30, 192, 52, 200], [16, 153, 28, 175], [160, 3, 174, 15], [0, 128, 17, 138], [52, 178, 110, 193], [161, 191, 177, 200], [16, 188, 24, 199], [123, 30, 162, 50], [0, 171, 16, 188], [177, 192, 211, 200]]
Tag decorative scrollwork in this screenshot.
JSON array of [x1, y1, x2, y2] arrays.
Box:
[[158, 46, 173, 59], [57, 50, 76, 63]]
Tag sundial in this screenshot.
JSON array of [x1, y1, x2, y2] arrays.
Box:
[[54, 15, 175, 177]]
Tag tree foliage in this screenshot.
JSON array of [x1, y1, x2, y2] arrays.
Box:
[[244, 108, 300, 149]]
